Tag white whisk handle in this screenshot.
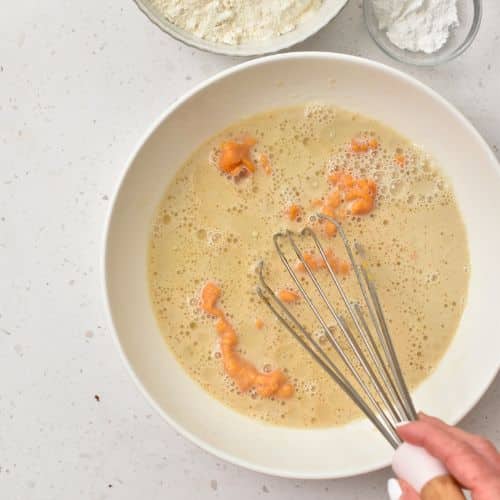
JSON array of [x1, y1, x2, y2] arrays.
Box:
[[392, 442, 446, 492], [392, 443, 465, 499]]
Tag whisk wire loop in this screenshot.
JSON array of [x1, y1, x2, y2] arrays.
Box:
[[257, 217, 418, 448], [275, 230, 402, 426], [256, 263, 400, 448]]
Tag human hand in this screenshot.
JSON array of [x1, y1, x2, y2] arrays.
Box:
[[387, 413, 500, 500]]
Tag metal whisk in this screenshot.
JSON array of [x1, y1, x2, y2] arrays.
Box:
[[256, 214, 417, 449], [257, 215, 466, 499]]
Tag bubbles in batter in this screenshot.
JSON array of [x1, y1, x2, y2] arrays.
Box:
[[149, 104, 469, 428]]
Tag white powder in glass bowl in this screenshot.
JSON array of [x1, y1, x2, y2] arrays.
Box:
[[372, 0, 459, 54], [148, 0, 323, 45]]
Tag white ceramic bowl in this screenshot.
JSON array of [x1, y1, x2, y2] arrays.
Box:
[[363, 0, 482, 66], [104, 53, 500, 479], [133, 0, 348, 56]]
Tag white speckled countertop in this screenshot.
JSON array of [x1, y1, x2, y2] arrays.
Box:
[[1, 1, 499, 499]]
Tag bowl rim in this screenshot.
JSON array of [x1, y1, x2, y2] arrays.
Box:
[[363, 0, 483, 66], [132, 0, 349, 56], [103, 51, 500, 479]]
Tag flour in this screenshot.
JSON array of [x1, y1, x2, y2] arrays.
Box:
[[373, 0, 459, 54], [149, 0, 323, 45]]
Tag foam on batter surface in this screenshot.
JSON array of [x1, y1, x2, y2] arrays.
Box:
[[148, 104, 469, 428]]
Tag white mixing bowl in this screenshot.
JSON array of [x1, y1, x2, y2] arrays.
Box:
[[104, 53, 500, 479]]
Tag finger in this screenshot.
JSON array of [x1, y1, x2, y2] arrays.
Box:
[[387, 478, 420, 500], [397, 420, 497, 491], [418, 413, 500, 470], [400, 479, 420, 500]]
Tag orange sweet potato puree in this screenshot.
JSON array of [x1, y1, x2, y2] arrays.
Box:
[[287, 204, 302, 221], [328, 172, 377, 216], [201, 282, 293, 398], [277, 289, 300, 303], [219, 137, 257, 176], [395, 153, 406, 168], [259, 153, 272, 175], [315, 171, 377, 236], [350, 137, 379, 153], [295, 249, 351, 275]]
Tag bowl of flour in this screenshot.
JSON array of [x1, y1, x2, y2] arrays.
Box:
[[134, 0, 349, 56], [363, 0, 482, 65]]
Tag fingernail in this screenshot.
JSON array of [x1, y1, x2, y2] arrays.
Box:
[[387, 478, 402, 500], [395, 420, 410, 428]]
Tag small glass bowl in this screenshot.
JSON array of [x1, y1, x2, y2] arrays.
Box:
[[363, 0, 482, 66]]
